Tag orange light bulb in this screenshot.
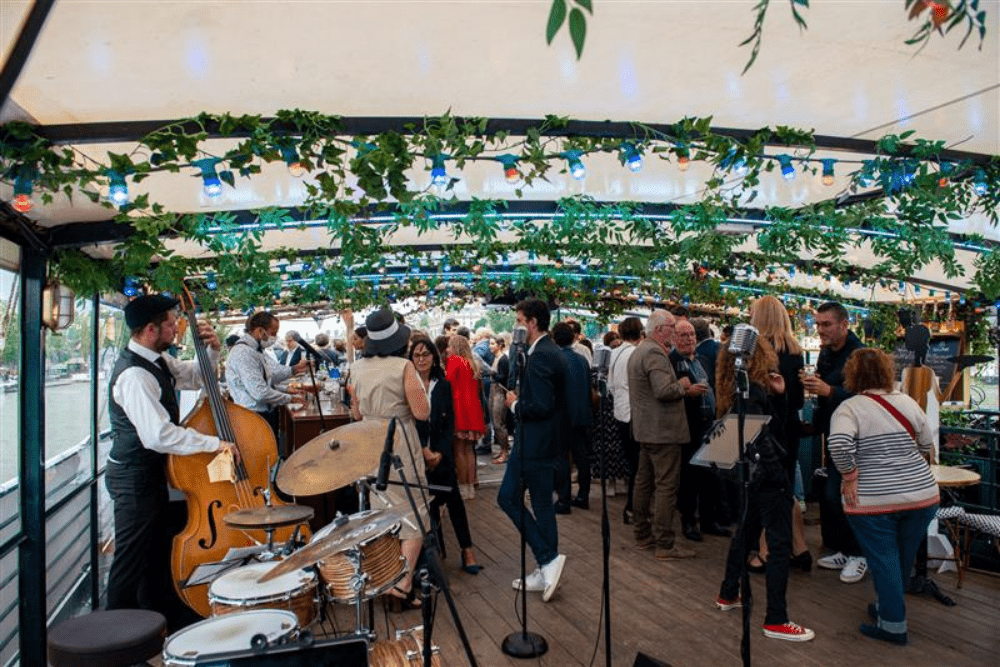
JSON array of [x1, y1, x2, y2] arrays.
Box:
[[12, 193, 33, 213], [677, 156, 690, 172]]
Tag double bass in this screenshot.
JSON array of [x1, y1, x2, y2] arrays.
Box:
[[167, 290, 307, 617]]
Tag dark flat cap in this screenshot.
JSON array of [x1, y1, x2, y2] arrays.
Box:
[[125, 294, 180, 329]]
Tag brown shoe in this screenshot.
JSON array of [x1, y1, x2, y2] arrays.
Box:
[[656, 545, 696, 560], [633, 537, 655, 551]]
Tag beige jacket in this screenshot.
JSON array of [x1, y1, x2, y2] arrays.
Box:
[[627, 338, 689, 444]]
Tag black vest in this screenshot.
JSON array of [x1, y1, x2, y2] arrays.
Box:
[[108, 347, 179, 469]]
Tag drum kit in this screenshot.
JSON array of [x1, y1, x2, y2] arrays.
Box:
[[162, 420, 444, 666]]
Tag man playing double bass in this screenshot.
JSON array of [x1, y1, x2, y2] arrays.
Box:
[[105, 294, 238, 631]]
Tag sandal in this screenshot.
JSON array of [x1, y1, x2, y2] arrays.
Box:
[[491, 452, 509, 464], [747, 552, 767, 574], [386, 585, 422, 612]]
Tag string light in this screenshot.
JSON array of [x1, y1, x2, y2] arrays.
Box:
[[821, 159, 835, 186], [777, 154, 795, 180], [192, 158, 223, 197], [205, 272, 217, 290], [621, 143, 643, 173], [280, 144, 307, 178], [973, 169, 988, 195], [561, 151, 586, 180], [430, 154, 449, 187], [497, 155, 522, 185], [107, 170, 130, 206], [123, 277, 140, 297], [675, 146, 690, 172], [11, 170, 34, 213]]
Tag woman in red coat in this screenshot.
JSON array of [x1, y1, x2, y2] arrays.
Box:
[[446, 335, 486, 499]]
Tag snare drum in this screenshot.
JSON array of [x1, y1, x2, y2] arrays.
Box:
[[370, 626, 443, 666], [162, 610, 298, 666], [317, 510, 407, 602], [209, 562, 318, 627]]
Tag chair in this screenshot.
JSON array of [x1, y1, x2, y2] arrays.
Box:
[[935, 505, 968, 587], [48, 609, 166, 667], [957, 512, 1000, 583]]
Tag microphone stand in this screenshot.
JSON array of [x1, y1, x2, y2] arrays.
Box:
[[596, 366, 612, 667], [734, 359, 752, 667], [501, 343, 548, 659], [385, 446, 479, 667], [303, 357, 328, 432]]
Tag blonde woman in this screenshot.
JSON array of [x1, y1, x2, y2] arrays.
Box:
[[749, 296, 812, 572], [446, 335, 486, 499]]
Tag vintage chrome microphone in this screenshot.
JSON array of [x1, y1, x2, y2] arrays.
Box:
[[594, 346, 611, 382], [728, 322, 759, 667]]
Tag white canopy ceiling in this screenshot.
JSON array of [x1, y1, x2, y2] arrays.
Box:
[[1, 0, 998, 300]]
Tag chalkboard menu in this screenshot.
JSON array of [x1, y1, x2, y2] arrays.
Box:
[[893, 336, 962, 385]]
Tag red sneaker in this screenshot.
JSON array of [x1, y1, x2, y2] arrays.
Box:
[[762, 622, 815, 642], [714, 595, 742, 611]]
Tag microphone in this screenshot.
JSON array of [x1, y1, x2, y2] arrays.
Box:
[[289, 332, 325, 363], [511, 325, 528, 347], [594, 347, 611, 380], [728, 323, 759, 357], [375, 418, 397, 492]]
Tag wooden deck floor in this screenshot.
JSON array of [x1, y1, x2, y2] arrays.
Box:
[[326, 472, 1000, 667]]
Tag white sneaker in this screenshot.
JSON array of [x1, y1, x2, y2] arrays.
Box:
[[816, 551, 848, 570], [541, 554, 566, 602], [512, 568, 545, 592], [840, 556, 868, 583]]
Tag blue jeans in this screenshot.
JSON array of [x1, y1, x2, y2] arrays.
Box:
[[847, 504, 938, 634], [497, 453, 558, 569]]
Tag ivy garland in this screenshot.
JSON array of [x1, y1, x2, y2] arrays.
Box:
[[1, 112, 998, 317]]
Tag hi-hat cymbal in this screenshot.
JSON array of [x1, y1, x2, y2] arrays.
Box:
[[223, 504, 314, 529], [277, 419, 397, 496], [258, 509, 401, 583]]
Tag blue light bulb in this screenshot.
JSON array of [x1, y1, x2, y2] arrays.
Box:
[[973, 169, 988, 196], [778, 155, 795, 180], [431, 166, 448, 187], [206, 273, 217, 290], [569, 158, 586, 180], [623, 144, 644, 173], [108, 172, 130, 206]]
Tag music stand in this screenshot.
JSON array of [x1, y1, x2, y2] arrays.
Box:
[[690, 414, 771, 470]]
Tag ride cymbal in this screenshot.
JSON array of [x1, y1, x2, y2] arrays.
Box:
[[277, 419, 397, 496]]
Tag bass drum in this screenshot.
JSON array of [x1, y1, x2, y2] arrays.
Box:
[[370, 626, 442, 667], [162, 609, 298, 666]]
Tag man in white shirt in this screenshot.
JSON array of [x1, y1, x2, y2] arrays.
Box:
[[105, 294, 237, 630], [608, 316, 643, 522]]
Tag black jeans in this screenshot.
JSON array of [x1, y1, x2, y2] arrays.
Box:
[[557, 426, 593, 503], [618, 419, 640, 511], [105, 464, 195, 631], [678, 439, 722, 529], [821, 463, 863, 557], [428, 465, 474, 550], [719, 485, 794, 625]]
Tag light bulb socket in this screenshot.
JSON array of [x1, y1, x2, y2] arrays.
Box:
[[778, 155, 795, 180], [821, 159, 835, 186]]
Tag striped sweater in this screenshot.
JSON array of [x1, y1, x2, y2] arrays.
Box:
[[828, 390, 939, 515]]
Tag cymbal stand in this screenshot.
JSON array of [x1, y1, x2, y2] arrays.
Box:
[[389, 452, 479, 667], [304, 360, 328, 432]]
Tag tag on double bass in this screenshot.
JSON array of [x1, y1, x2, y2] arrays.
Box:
[[207, 448, 236, 484]]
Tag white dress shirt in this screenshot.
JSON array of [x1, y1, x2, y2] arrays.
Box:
[[111, 339, 221, 455], [609, 341, 636, 423]]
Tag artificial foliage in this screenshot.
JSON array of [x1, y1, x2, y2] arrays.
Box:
[[1, 111, 998, 317]]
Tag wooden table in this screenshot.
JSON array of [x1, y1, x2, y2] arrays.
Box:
[[279, 397, 354, 530], [931, 464, 981, 489]]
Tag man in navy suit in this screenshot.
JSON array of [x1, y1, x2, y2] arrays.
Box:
[[552, 321, 593, 512], [280, 331, 305, 368], [499, 298, 568, 602]]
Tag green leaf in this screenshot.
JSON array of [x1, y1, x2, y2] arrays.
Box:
[[575, 0, 593, 13], [546, 0, 567, 45], [569, 9, 587, 59], [219, 170, 235, 188]]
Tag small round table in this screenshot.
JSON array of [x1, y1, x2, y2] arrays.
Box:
[[912, 465, 982, 604], [931, 464, 981, 489]]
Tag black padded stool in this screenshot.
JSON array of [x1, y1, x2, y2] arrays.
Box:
[[48, 609, 167, 667]]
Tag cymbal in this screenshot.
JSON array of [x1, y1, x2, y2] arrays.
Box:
[[223, 504, 314, 529], [277, 419, 397, 496], [258, 509, 401, 583]]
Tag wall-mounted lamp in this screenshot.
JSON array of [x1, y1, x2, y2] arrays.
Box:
[[42, 281, 75, 331]]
